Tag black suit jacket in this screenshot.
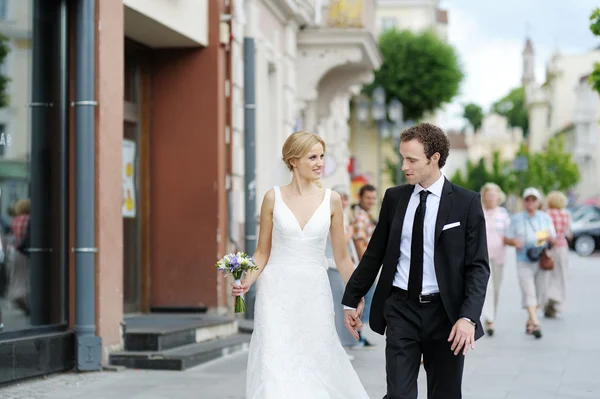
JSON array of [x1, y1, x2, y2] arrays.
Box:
[[342, 178, 490, 340]]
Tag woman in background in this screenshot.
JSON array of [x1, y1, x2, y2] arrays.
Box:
[[480, 183, 511, 336], [543, 191, 571, 318], [504, 187, 556, 339]]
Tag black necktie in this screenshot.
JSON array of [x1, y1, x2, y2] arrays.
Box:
[[408, 190, 429, 299]]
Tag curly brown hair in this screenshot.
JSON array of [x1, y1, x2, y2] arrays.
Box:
[[400, 123, 450, 168]]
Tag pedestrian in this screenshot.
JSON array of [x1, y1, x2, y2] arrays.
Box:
[[480, 182, 511, 336], [504, 187, 556, 338], [542, 190, 571, 318], [350, 183, 378, 348]]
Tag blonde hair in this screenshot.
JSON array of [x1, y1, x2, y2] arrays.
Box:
[[282, 130, 326, 187], [480, 182, 506, 206], [13, 199, 31, 215], [546, 191, 568, 209]]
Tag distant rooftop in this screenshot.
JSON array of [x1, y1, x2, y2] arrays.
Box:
[[436, 9, 448, 24]]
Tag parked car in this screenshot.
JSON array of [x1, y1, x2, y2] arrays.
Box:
[[569, 206, 600, 257]]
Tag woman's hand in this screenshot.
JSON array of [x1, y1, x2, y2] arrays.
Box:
[[231, 280, 251, 297]]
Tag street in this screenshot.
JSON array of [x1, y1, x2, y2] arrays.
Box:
[[2, 249, 600, 399]]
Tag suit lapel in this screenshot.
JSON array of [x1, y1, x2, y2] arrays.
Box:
[[388, 186, 413, 263], [434, 179, 454, 244]]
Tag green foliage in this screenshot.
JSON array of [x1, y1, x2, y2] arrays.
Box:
[[365, 29, 464, 121], [512, 136, 580, 194], [590, 7, 600, 35], [449, 152, 515, 194], [0, 34, 9, 108], [589, 8, 600, 94], [491, 86, 529, 137], [463, 103, 484, 132], [450, 137, 580, 196]]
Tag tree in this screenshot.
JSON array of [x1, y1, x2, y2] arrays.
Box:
[[449, 152, 515, 194], [491, 86, 529, 137], [463, 103, 484, 132], [365, 29, 464, 121], [449, 158, 490, 193], [0, 34, 9, 108], [450, 138, 579, 196], [512, 136, 580, 195], [589, 8, 600, 94]]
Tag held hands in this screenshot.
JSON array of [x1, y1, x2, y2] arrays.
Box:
[[231, 280, 251, 297], [513, 238, 524, 250], [343, 298, 365, 340], [448, 318, 475, 356]]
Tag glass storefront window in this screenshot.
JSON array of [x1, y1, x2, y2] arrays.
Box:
[[0, 0, 68, 334]]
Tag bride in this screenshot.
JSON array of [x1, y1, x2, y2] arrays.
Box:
[[232, 130, 370, 399]]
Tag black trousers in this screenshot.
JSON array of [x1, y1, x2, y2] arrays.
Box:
[[383, 292, 465, 399]]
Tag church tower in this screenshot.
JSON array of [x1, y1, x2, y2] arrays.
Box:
[[522, 37, 535, 86]]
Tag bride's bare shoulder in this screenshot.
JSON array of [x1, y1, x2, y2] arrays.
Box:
[[329, 190, 342, 209], [263, 188, 276, 203]]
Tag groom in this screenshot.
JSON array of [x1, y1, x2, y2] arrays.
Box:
[[343, 123, 490, 399]]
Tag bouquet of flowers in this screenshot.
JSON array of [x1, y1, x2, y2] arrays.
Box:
[[215, 252, 258, 313]]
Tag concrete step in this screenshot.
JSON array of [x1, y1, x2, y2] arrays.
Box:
[[109, 333, 251, 371], [123, 314, 238, 352]]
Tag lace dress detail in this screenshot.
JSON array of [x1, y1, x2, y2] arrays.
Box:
[[246, 186, 370, 399]]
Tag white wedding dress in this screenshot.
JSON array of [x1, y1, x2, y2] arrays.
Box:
[[246, 186, 370, 399]]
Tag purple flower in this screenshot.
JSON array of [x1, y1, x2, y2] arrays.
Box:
[[230, 255, 241, 271]]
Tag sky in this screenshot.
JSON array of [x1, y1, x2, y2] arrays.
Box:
[[439, 0, 600, 129]]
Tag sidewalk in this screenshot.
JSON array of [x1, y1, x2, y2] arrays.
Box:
[[2, 249, 600, 398]]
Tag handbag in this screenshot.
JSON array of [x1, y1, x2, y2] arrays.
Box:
[[539, 248, 554, 270], [525, 218, 554, 270]]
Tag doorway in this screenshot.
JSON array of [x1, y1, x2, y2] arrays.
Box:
[[123, 41, 150, 313]]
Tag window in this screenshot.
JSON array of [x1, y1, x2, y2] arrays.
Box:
[[0, 0, 8, 20], [380, 17, 397, 32], [0, 0, 68, 335]]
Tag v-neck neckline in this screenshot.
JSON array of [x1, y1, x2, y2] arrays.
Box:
[[278, 186, 327, 233]]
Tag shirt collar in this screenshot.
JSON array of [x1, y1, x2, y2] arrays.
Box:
[[413, 173, 445, 198]]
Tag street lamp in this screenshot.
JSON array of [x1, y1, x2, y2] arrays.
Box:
[[388, 98, 402, 123], [356, 96, 370, 124], [372, 86, 387, 195], [387, 98, 403, 185], [356, 89, 410, 193]]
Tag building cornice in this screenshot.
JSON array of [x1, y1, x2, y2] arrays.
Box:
[[261, 0, 313, 26], [376, 0, 438, 8]]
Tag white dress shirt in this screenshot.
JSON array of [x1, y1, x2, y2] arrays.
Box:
[[393, 173, 445, 294]]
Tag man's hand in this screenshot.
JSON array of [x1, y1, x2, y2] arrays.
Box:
[[448, 318, 476, 356], [343, 298, 365, 340]]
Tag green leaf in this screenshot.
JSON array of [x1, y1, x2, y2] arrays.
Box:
[[491, 86, 529, 137], [0, 34, 10, 108], [590, 8, 600, 36], [364, 29, 464, 121], [463, 103, 484, 132]]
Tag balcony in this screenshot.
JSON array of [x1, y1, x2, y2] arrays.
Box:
[[296, 0, 381, 103], [322, 0, 375, 35]]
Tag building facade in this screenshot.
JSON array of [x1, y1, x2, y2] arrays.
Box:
[[348, 0, 448, 200], [238, 0, 381, 205], [0, 0, 231, 383], [465, 113, 524, 166], [571, 74, 600, 201], [523, 38, 600, 152], [523, 38, 600, 201]]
